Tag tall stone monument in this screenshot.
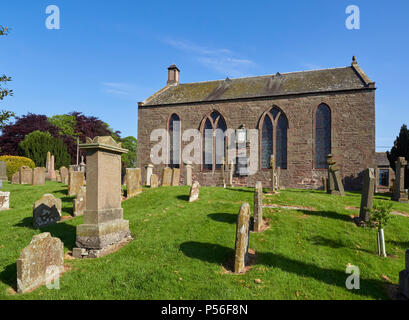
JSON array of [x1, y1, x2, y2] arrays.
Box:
[[392, 157, 408, 203], [270, 155, 276, 193], [359, 168, 375, 222], [234, 203, 251, 273], [73, 136, 131, 259], [145, 163, 153, 186], [326, 154, 345, 196], [253, 181, 263, 232], [185, 162, 192, 186], [46, 155, 56, 181]]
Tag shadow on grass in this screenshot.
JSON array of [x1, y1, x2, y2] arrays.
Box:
[[299, 210, 352, 223], [208, 213, 237, 224], [177, 195, 190, 202], [14, 217, 35, 229], [308, 235, 374, 254], [180, 241, 387, 299], [387, 240, 409, 250], [0, 263, 17, 291], [225, 188, 254, 193]]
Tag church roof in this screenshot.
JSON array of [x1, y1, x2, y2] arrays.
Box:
[[140, 60, 375, 107], [376, 152, 390, 167]]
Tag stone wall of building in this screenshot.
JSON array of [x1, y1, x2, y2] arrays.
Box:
[[137, 89, 376, 190]]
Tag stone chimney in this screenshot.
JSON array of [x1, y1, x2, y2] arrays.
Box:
[[167, 64, 180, 85]]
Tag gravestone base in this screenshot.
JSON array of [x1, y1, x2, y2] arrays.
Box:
[[73, 235, 133, 259], [399, 270, 409, 299]]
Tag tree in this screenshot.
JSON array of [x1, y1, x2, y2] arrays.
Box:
[[0, 110, 15, 130], [121, 136, 137, 169], [18, 130, 70, 168], [387, 124, 409, 188], [48, 114, 78, 137]]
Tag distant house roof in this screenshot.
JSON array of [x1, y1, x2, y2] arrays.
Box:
[[376, 152, 390, 167], [139, 59, 375, 107]]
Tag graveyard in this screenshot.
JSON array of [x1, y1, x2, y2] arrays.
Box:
[[0, 178, 409, 299]]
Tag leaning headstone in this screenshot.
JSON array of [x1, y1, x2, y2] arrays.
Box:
[[0, 161, 7, 181], [19, 166, 33, 185], [185, 162, 192, 186], [32, 167, 46, 185], [162, 167, 172, 186], [68, 171, 85, 196], [60, 166, 69, 184], [399, 250, 409, 299], [33, 194, 62, 228], [0, 191, 10, 210], [73, 186, 86, 217], [393, 157, 408, 203], [73, 136, 131, 259], [17, 232, 64, 294], [125, 168, 142, 198], [12, 172, 20, 184], [234, 203, 251, 273], [253, 182, 263, 232], [145, 163, 153, 186], [189, 181, 200, 202], [359, 168, 375, 222], [171, 168, 180, 186], [150, 174, 159, 188]]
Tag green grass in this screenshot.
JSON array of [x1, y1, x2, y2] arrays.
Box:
[[0, 181, 409, 300]]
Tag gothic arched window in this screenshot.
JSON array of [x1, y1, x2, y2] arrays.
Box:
[[260, 107, 288, 169], [201, 111, 227, 170], [169, 113, 181, 168], [315, 104, 331, 169]]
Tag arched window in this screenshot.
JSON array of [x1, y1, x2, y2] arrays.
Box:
[[260, 107, 288, 169], [201, 111, 227, 170], [315, 104, 331, 169], [169, 113, 181, 168]]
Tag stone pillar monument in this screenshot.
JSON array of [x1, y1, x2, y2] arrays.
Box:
[[73, 136, 132, 259], [392, 157, 408, 203], [185, 162, 192, 186], [145, 163, 153, 186], [270, 155, 276, 193]]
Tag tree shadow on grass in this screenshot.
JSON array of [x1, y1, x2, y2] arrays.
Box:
[[387, 240, 409, 250], [299, 210, 352, 223], [60, 196, 74, 216], [208, 213, 237, 224], [179, 241, 387, 299], [308, 235, 374, 254]]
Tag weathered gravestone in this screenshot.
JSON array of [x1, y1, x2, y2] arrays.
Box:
[[171, 168, 180, 186], [189, 181, 200, 202], [0, 161, 7, 181], [393, 157, 408, 203], [73, 136, 131, 259], [0, 191, 10, 210], [253, 182, 263, 232], [17, 232, 64, 294], [145, 163, 153, 186], [399, 250, 409, 299], [150, 174, 159, 188], [32, 167, 46, 185], [162, 167, 172, 186], [326, 154, 345, 196], [73, 186, 86, 217], [322, 177, 328, 192], [270, 155, 276, 193], [359, 168, 375, 222], [20, 166, 33, 185], [185, 162, 192, 186], [55, 170, 61, 183], [33, 194, 62, 228], [60, 166, 69, 184], [12, 172, 20, 184], [234, 203, 251, 273], [125, 168, 142, 198], [68, 171, 85, 196]]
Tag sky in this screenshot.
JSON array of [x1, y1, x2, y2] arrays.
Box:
[[0, 0, 408, 151]]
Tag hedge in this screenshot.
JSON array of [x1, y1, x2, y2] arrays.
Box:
[[0, 155, 35, 180]]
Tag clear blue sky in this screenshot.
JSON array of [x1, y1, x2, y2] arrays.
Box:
[[0, 0, 408, 151]]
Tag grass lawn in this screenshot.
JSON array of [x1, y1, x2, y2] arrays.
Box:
[[0, 181, 409, 300]]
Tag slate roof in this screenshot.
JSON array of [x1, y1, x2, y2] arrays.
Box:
[[376, 152, 390, 167], [140, 60, 375, 107]]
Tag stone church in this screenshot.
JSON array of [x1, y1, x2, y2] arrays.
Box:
[[137, 57, 375, 190]]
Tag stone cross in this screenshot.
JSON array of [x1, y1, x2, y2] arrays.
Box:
[[359, 168, 375, 222], [145, 163, 153, 186], [234, 203, 251, 273], [270, 155, 276, 192], [393, 157, 408, 203], [73, 136, 131, 259], [253, 182, 263, 232], [185, 162, 192, 186]]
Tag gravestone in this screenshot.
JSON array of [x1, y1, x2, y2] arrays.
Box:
[[393, 157, 408, 203], [162, 167, 172, 186], [322, 177, 328, 192], [276, 167, 281, 191], [12, 172, 20, 184], [73, 186, 86, 217], [399, 250, 409, 299], [46, 151, 51, 173], [326, 154, 345, 196], [359, 168, 375, 222], [220, 157, 226, 188], [150, 174, 159, 188], [125, 168, 142, 198], [253, 181, 263, 232], [0, 191, 10, 210], [145, 163, 153, 186], [185, 162, 192, 186], [33, 194, 62, 228], [0, 161, 7, 181], [46, 155, 56, 181], [228, 160, 234, 187], [20, 166, 33, 185], [234, 203, 251, 273], [55, 170, 61, 183], [17, 232, 64, 294], [68, 171, 85, 196], [270, 155, 276, 192], [73, 136, 131, 259], [60, 166, 69, 184], [189, 181, 200, 202], [32, 167, 46, 185], [171, 168, 180, 186]]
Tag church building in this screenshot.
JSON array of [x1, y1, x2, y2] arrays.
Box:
[[137, 57, 376, 190]]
